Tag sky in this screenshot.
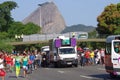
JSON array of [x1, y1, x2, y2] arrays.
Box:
[[0, 0, 120, 27]]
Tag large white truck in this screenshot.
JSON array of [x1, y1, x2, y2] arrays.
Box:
[[48, 36, 78, 67]]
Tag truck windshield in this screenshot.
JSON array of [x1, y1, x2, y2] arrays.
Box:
[[59, 48, 75, 54]]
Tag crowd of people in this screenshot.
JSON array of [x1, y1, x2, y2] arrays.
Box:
[[0, 50, 48, 80], [77, 47, 105, 67], [0, 47, 105, 80]]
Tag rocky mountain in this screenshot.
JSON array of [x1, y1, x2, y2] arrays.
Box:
[[61, 24, 96, 33], [22, 2, 66, 34]]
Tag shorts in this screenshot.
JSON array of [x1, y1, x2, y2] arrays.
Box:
[[6, 64, 11, 68], [23, 66, 28, 70]]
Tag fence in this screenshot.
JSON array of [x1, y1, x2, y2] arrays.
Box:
[[23, 32, 88, 42]]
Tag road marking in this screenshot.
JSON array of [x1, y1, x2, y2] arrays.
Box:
[[58, 70, 65, 73], [80, 75, 101, 80], [80, 75, 93, 79]]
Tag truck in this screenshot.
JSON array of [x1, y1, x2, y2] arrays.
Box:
[[41, 46, 50, 54], [48, 36, 78, 67]]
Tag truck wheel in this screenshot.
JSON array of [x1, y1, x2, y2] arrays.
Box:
[[57, 62, 62, 68], [110, 73, 117, 78], [54, 62, 58, 68], [74, 64, 78, 67]]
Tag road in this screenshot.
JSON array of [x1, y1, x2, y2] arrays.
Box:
[[1, 65, 120, 80]]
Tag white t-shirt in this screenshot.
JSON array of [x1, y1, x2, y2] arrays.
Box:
[[100, 50, 105, 57], [97, 51, 101, 59], [0, 59, 4, 69]]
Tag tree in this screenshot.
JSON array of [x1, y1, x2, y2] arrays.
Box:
[[0, 41, 14, 53], [0, 32, 8, 40], [88, 30, 97, 38], [97, 3, 120, 35], [0, 1, 18, 32], [8, 22, 24, 38], [0, 1, 41, 39], [8, 22, 41, 38], [22, 22, 41, 35]]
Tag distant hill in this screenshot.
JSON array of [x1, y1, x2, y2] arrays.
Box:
[[61, 24, 96, 33], [22, 1, 95, 34], [22, 2, 66, 34]]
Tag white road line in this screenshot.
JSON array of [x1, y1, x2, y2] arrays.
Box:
[[80, 75, 94, 79], [58, 70, 65, 73]]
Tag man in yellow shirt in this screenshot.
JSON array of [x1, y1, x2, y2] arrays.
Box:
[[89, 50, 95, 65]]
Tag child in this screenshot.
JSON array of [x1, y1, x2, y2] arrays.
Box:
[[22, 54, 28, 78]]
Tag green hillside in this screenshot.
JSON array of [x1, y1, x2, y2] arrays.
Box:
[[61, 24, 96, 33]]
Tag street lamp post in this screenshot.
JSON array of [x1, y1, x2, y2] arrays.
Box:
[[38, 4, 42, 34]]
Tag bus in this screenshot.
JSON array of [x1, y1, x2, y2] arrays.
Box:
[[105, 35, 120, 78]]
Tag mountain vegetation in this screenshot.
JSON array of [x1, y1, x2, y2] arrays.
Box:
[[0, 1, 41, 39], [0, 1, 40, 52], [61, 24, 96, 33]]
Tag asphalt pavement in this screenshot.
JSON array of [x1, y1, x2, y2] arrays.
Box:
[[1, 65, 120, 80]]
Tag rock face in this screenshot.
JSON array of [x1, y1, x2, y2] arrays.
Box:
[[22, 2, 66, 34]]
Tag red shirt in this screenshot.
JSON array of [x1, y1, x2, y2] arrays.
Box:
[[85, 51, 90, 58], [5, 56, 13, 65]]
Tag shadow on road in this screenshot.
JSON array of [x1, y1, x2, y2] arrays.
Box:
[[89, 74, 120, 80], [8, 76, 16, 78]]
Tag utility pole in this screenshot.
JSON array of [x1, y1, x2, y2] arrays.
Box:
[[38, 4, 42, 34]]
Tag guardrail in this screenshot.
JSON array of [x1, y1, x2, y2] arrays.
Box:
[[23, 32, 88, 42], [9, 38, 106, 46]]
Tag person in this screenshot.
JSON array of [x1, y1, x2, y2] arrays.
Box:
[[80, 50, 85, 67], [89, 50, 95, 65], [100, 48, 105, 65], [42, 52, 47, 67], [94, 49, 98, 64], [36, 52, 42, 68], [0, 54, 6, 80], [27, 54, 32, 74], [84, 49, 90, 66], [95, 50, 101, 64], [5, 54, 13, 72], [22, 53, 28, 78], [34, 52, 38, 69], [72, 32, 75, 37], [11, 54, 15, 72], [114, 43, 119, 53], [15, 53, 21, 78], [29, 52, 35, 70]]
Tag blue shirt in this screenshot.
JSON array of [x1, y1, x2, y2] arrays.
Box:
[[29, 55, 35, 61]]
